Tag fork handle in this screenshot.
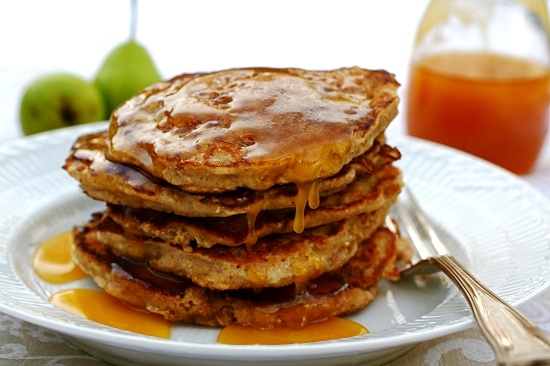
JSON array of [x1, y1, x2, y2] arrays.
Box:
[[434, 255, 550, 366]]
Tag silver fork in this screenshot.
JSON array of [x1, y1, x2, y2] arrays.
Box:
[[388, 188, 550, 366]]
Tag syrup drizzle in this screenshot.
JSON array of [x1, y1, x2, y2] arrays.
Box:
[[102, 68, 400, 244], [238, 162, 324, 236], [245, 195, 265, 248], [293, 181, 321, 233], [111, 68, 370, 175], [308, 180, 321, 210]]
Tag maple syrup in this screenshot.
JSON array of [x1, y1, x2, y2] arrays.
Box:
[[50, 288, 171, 338], [108, 68, 398, 232], [407, 52, 549, 174], [407, 0, 550, 175], [33, 230, 369, 343], [217, 317, 368, 345], [32, 231, 87, 283]]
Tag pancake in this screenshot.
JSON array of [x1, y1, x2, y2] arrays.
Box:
[[78, 202, 392, 291], [72, 225, 407, 329], [63, 65, 410, 331], [106, 163, 403, 248], [107, 67, 400, 194], [64, 131, 400, 219]]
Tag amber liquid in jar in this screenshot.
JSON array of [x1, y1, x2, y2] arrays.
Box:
[[406, 52, 549, 175]]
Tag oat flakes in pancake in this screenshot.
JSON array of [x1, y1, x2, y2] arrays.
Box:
[[107, 67, 399, 194], [63, 131, 400, 219], [72, 225, 407, 328], [107, 163, 403, 248], [80, 202, 391, 290]]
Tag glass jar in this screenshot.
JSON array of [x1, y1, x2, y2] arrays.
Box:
[[405, 0, 550, 174]]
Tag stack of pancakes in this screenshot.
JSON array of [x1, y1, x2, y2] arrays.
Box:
[[63, 67, 411, 329]]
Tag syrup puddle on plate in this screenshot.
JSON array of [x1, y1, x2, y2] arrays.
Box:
[[33, 230, 369, 344], [51, 288, 171, 338], [32, 231, 87, 284], [218, 317, 368, 345]]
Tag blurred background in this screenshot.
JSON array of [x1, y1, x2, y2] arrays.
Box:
[[0, 0, 431, 142]]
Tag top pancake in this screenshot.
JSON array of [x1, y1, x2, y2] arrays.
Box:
[[107, 67, 399, 193]]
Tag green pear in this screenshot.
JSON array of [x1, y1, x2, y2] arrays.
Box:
[[19, 73, 105, 135], [94, 40, 161, 118]]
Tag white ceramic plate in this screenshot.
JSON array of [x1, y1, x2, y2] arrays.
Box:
[[1, 123, 550, 366]]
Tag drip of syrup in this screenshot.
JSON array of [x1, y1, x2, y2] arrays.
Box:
[[245, 196, 265, 248], [293, 181, 321, 233], [217, 317, 368, 345], [32, 231, 87, 283], [50, 288, 171, 338]]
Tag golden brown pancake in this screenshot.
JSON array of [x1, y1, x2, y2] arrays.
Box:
[[63, 131, 401, 219], [105, 163, 403, 248], [78, 202, 392, 290], [64, 65, 410, 330], [107, 67, 400, 194], [72, 225, 408, 329]]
